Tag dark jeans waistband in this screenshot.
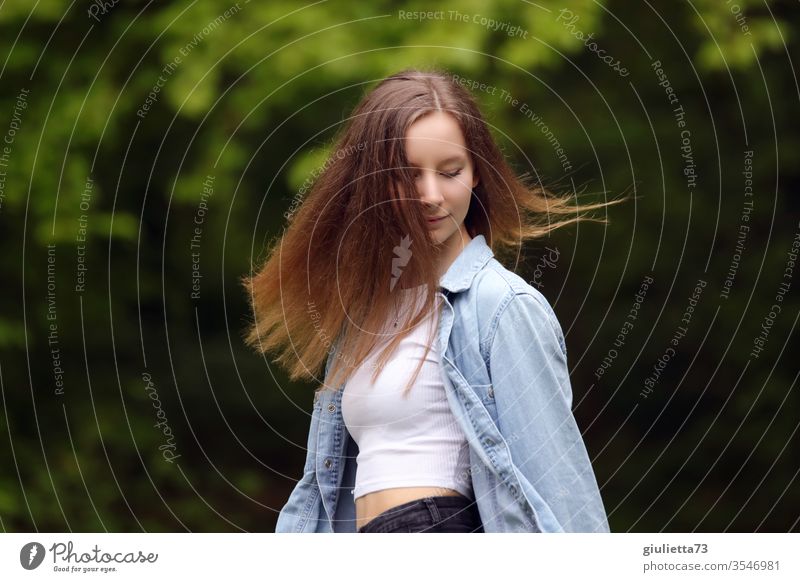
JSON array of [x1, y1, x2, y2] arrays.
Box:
[[357, 495, 484, 533]]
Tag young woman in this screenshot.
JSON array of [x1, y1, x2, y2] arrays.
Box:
[[245, 68, 622, 533]]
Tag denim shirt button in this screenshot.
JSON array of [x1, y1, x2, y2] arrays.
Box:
[[487, 386, 494, 398], [484, 437, 494, 447], [327, 403, 336, 414], [324, 458, 332, 469]]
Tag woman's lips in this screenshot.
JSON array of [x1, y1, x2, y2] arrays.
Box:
[[427, 215, 447, 224]]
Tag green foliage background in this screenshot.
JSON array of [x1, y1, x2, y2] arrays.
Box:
[[0, 0, 797, 531]]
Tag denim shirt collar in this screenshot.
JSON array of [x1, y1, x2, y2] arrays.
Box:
[[438, 234, 495, 293]]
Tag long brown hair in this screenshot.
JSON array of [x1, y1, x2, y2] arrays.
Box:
[[243, 66, 624, 396]]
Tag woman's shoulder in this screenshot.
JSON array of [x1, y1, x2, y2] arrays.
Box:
[[472, 258, 568, 360], [457, 257, 564, 361], [470, 256, 558, 321]]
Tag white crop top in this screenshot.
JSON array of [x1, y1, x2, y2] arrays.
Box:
[[341, 286, 473, 501]]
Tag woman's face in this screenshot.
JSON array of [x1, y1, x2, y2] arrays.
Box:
[[403, 111, 479, 247]]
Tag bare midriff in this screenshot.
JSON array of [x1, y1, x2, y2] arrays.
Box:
[[355, 486, 468, 530]]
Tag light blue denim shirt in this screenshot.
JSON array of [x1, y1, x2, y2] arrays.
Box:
[[275, 234, 610, 533]]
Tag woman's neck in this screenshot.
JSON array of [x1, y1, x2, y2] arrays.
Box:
[[434, 225, 473, 280]]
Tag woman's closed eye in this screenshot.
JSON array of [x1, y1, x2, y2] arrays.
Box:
[[413, 169, 463, 180]]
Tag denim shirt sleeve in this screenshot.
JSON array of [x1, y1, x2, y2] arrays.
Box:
[[487, 291, 609, 532]]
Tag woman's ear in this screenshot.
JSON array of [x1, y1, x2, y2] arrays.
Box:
[[472, 172, 479, 189]]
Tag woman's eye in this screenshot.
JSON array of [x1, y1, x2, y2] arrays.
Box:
[[412, 169, 462, 179]]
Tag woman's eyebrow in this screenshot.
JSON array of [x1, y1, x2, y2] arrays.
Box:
[[406, 155, 466, 167]]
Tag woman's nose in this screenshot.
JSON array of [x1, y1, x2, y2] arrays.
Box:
[[417, 172, 444, 208]]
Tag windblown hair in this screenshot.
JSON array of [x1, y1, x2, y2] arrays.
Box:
[[244, 67, 624, 397]]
